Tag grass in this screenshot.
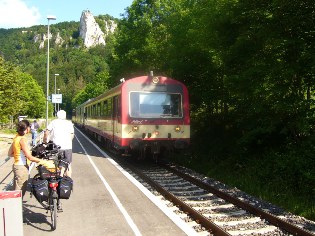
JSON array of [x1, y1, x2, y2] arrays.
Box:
[[0, 128, 16, 134]]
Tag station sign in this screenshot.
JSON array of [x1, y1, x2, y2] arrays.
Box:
[[52, 94, 62, 104]]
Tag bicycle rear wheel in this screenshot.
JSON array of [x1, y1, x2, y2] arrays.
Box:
[[50, 198, 57, 230]]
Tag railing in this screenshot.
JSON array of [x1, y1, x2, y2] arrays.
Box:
[[0, 157, 10, 168]]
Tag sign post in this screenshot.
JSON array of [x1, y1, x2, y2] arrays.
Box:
[[52, 94, 62, 112]]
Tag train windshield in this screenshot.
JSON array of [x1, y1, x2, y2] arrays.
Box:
[[130, 92, 183, 118]]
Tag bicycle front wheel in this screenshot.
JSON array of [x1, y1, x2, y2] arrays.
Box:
[[50, 198, 57, 230]]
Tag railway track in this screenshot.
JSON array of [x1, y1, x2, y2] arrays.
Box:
[[114, 159, 315, 236], [81, 128, 315, 235]]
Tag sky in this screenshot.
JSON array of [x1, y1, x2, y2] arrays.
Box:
[[0, 0, 134, 29]]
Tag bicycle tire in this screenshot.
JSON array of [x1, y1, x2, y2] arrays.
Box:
[[50, 198, 57, 230]]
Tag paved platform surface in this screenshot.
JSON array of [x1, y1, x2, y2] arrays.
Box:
[[16, 129, 190, 236]]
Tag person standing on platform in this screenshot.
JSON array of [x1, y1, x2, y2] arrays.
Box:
[[8, 120, 48, 197], [44, 110, 74, 177], [30, 119, 40, 146]]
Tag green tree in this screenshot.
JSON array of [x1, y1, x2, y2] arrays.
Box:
[[72, 71, 110, 108], [0, 57, 23, 122], [0, 57, 46, 122], [112, 0, 183, 80], [19, 72, 46, 118]]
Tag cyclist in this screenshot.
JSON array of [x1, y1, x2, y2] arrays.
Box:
[[44, 110, 74, 177], [44, 110, 74, 211]]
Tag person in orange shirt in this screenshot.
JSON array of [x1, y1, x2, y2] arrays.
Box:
[[8, 120, 48, 197]]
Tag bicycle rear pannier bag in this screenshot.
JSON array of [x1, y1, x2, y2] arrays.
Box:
[[58, 176, 73, 199], [31, 178, 49, 202]]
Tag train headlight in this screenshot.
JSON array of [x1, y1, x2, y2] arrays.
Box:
[[175, 126, 181, 132], [132, 126, 139, 132], [154, 131, 160, 136], [152, 76, 159, 84]]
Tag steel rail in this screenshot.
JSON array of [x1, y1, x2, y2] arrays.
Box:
[[165, 164, 315, 236], [126, 163, 233, 236]]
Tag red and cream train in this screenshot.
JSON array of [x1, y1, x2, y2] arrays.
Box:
[[72, 74, 190, 159]]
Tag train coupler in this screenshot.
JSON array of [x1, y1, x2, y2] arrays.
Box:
[[152, 142, 160, 154]]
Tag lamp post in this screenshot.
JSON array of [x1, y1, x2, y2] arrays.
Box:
[[46, 15, 56, 128], [54, 73, 59, 115], [57, 89, 60, 111]]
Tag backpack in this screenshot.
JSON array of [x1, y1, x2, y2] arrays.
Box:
[[31, 178, 49, 202], [58, 176, 73, 199]]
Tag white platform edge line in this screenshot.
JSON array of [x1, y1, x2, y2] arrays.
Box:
[[75, 135, 142, 236]]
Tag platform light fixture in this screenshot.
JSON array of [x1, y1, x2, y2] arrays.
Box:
[[54, 73, 59, 115], [46, 15, 56, 128], [57, 88, 60, 111]]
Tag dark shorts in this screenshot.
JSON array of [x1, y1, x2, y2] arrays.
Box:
[[60, 149, 72, 163]]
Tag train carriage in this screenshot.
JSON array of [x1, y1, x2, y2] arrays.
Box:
[[73, 74, 190, 159]]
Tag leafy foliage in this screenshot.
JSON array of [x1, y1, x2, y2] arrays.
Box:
[[111, 0, 315, 219], [0, 57, 45, 122], [112, 0, 315, 148], [72, 71, 111, 107], [0, 20, 116, 115]]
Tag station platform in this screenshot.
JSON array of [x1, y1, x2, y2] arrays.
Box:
[[19, 129, 194, 236]]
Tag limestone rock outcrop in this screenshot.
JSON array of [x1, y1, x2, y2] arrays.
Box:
[[33, 10, 116, 49], [79, 10, 105, 48]]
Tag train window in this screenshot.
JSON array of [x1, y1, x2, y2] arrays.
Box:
[[118, 97, 121, 117], [93, 104, 96, 117], [130, 92, 182, 118], [103, 100, 108, 116], [108, 99, 112, 117], [97, 103, 101, 116], [100, 102, 103, 116]]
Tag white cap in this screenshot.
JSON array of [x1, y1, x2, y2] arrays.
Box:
[[57, 110, 66, 119]]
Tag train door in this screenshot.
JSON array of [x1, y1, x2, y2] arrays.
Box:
[[112, 95, 121, 148], [84, 107, 87, 125]]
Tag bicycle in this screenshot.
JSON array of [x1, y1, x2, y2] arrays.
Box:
[[30, 142, 69, 230]]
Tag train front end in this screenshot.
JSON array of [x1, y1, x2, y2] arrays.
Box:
[[120, 75, 190, 158]]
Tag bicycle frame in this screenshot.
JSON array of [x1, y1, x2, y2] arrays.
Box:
[[31, 142, 70, 230], [33, 173, 60, 230]]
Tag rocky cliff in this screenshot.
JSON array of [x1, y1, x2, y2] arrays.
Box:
[[34, 10, 117, 49], [79, 10, 105, 48]]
